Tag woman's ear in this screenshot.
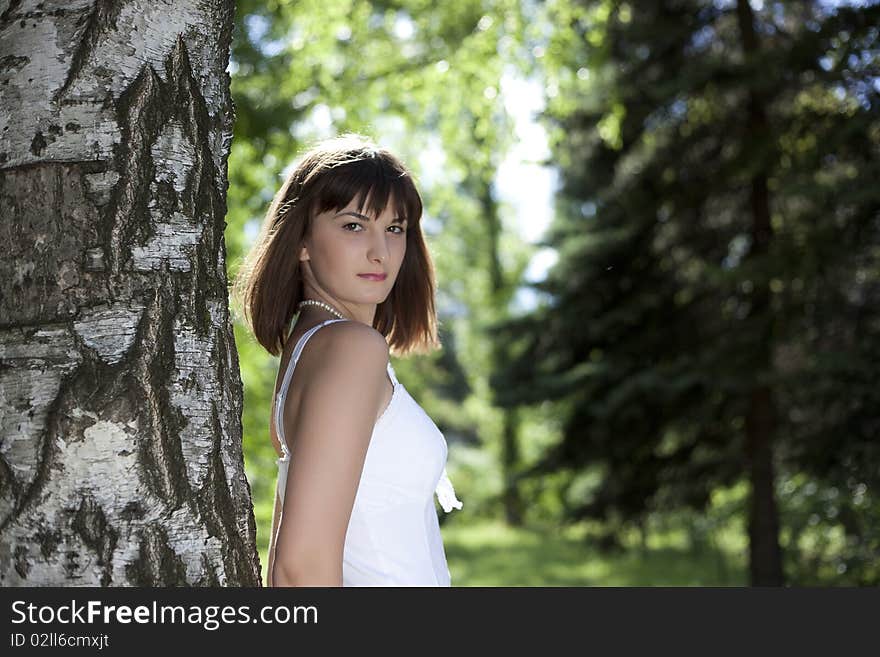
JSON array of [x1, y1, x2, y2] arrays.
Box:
[[299, 245, 309, 262]]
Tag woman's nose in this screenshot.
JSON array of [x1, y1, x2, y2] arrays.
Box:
[[367, 230, 389, 261]]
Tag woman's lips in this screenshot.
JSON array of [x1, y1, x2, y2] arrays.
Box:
[[358, 273, 387, 281]]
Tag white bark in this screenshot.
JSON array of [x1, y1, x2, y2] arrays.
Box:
[[0, 0, 259, 585]]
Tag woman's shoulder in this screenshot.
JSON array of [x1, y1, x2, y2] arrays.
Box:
[[316, 319, 389, 351], [299, 320, 390, 377]]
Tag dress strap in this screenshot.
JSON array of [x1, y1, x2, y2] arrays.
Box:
[[275, 318, 348, 455], [386, 361, 399, 387]]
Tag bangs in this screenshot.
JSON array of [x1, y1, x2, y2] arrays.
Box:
[[310, 156, 422, 225]]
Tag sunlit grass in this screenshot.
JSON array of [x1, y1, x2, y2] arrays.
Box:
[[443, 520, 748, 586], [256, 517, 748, 586]]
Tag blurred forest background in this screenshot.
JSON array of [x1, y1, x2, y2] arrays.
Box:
[[225, 0, 879, 586]]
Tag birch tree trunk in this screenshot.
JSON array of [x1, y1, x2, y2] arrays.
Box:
[[0, 0, 260, 586]]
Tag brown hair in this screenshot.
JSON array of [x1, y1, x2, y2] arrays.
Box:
[[231, 133, 441, 358]]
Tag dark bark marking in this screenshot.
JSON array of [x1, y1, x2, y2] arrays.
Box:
[[125, 524, 187, 586], [194, 401, 260, 586], [72, 494, 118, 587], [36, 527, 63, 559], [105, 34, 233, 337], [30, 131, 46, 155], [104, 64, 163, 274], [106, 36, 223, 280], [165, 36, 235, 336], [133, 282, 191, 508], [0, 451, 21, 503], [13, 544, 30, 578], [0, 54, 29, 75], [0, 0, 23, 28], [55, 0, 125, 102], [63, 550, 80, 578], [198, 552, 221, 586], [120, 501, 144, 520], [0, 369, 57, 533], [0, 162, 108, 325]]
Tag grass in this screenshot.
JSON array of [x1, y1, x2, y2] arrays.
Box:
[[443, 520, 747, 587], [256, 517, 748, 586]]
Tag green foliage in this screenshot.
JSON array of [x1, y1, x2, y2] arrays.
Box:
[[491, 0, 880, 584], [228, 0, 535, 575], [229, 0, 878, 586], [778, 474, 880, 585]]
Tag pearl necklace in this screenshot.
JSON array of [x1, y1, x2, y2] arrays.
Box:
[[296, 299, 347, 320]]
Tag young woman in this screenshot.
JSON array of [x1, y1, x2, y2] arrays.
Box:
[[233, 134, 462, 587]]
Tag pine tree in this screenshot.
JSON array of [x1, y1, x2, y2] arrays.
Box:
[[494, 0, 880, 584]]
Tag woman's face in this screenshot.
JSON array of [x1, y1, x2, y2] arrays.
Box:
[[299, 193, 408, 319]]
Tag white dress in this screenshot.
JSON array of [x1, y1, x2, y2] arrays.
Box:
[[274, 318, 463, 586]]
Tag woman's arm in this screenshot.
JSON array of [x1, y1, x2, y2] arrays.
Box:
[[270, 323, 390, 587]]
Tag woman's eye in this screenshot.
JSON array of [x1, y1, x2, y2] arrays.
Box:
[[343, 223, 405, 234]]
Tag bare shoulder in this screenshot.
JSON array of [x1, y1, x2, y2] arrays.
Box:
[[299, 321, 390, 382]]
